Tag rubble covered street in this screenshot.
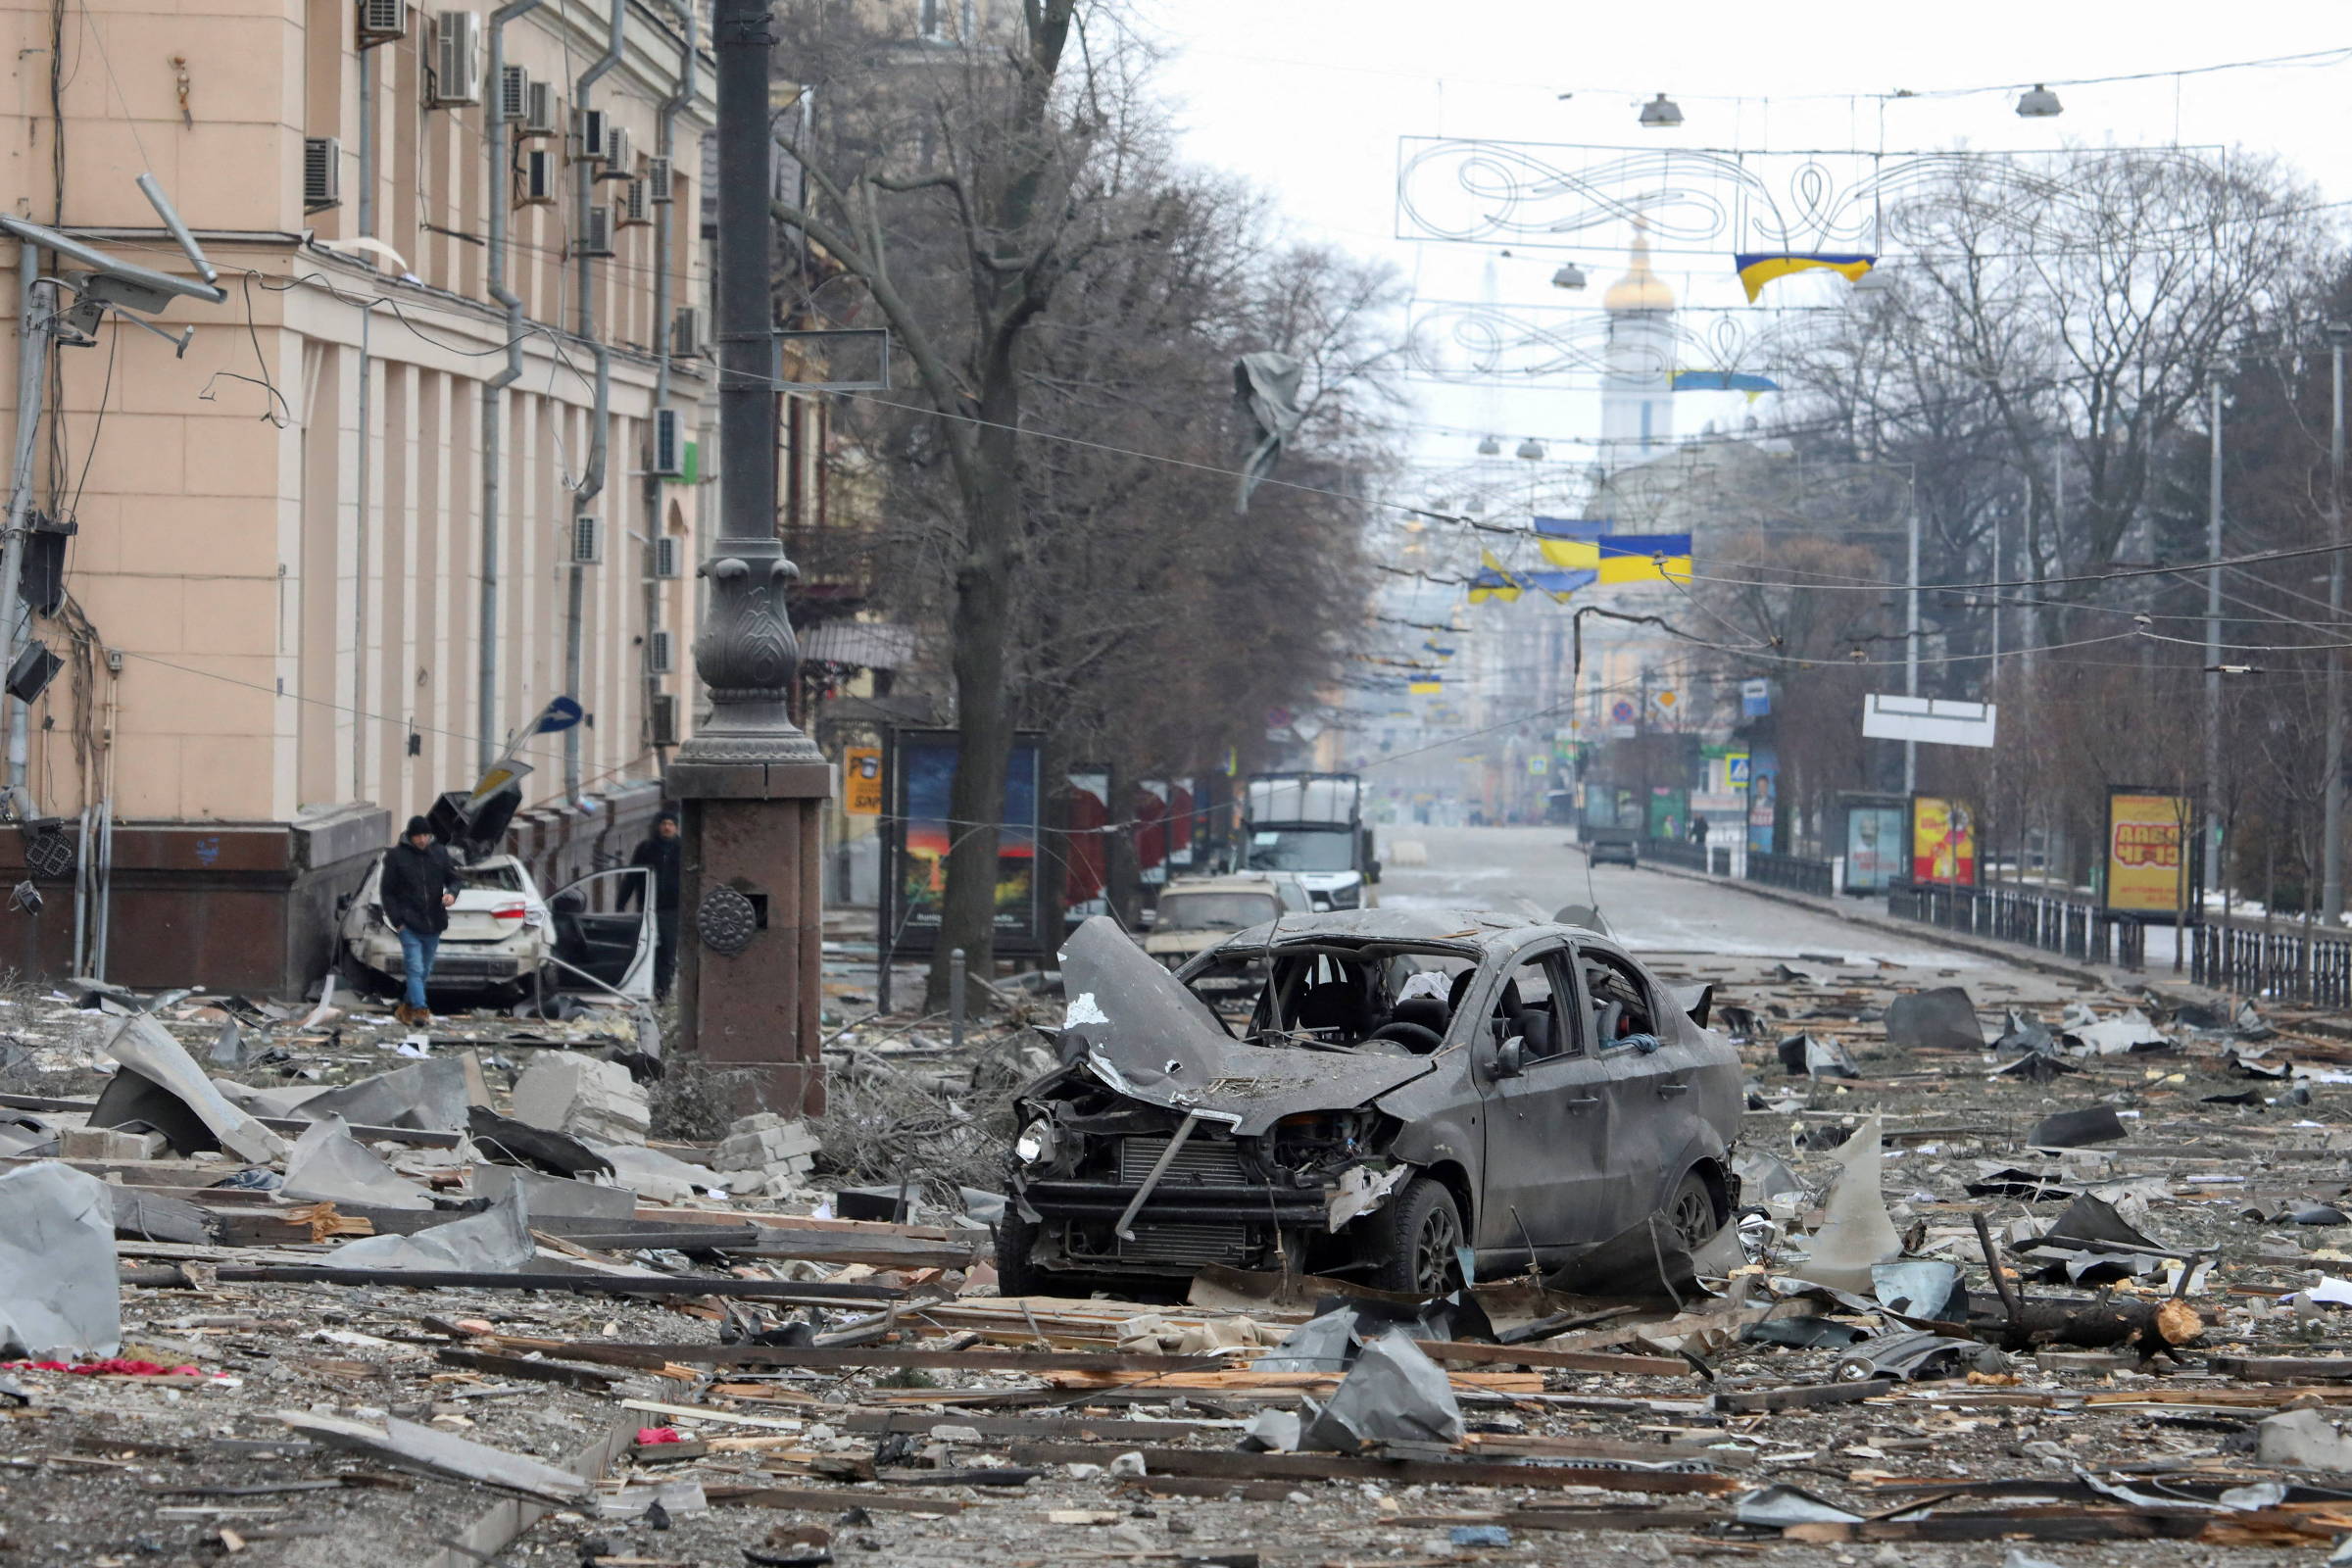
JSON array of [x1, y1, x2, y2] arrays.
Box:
[[3, 827, 2352, 1563]]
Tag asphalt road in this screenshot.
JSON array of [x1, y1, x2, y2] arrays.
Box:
[[1375, 824, 2059, 993]]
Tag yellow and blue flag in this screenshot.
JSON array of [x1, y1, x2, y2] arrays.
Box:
[[1534, 518, 1691, 584], [1733, 252, 1875, 303], [1467, 548, 1523, 605], [1671, 369, 1780, 398], [1407, 679, 1444, 695], [1525, 568, 1594, 603]]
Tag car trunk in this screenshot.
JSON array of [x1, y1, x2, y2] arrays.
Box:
[[442, 892, 532, 944]]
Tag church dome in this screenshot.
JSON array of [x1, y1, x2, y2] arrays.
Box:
[[1603, 232, 1675, 313]]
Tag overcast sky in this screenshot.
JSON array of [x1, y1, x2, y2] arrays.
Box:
[[1143, 3, 2352, 519]]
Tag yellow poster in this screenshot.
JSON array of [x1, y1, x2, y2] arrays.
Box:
[[843, 746, 884, 816], [2106, 792, 2190, 914], [1910, 797, 1976, 884]]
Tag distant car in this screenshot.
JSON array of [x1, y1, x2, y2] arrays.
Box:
[[1001, 908, 1742, 1298], [336, 785, 657, 1005], [1141, 874, 1311, 972], [1585, 826, 1640, 866]]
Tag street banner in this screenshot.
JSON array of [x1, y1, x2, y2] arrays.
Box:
[[841, 747, 883, 815], [1909, 795, 1977, 885], [2104, 789, 2195, 917]]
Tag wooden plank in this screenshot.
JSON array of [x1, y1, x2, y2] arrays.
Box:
[[1004, 1443, 1740, 1494], [1415, 1341, 1690, 1377], [704, 1485, 964, 1515], [517, 1342, 1216, 1374], [1715, 1378, 1894, 1414], [432, 1348, 626, 1390], [844, 1410, 1227, 1443]]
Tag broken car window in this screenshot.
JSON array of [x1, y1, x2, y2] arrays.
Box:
[[1196, 940, 1476, 1056], [1494, 951, 1571, 1059], [1582, 947, 1659, 1051]]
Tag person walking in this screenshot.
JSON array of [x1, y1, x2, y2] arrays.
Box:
[[627, 808, 683, 1000], [380, 814, 460, 1026]]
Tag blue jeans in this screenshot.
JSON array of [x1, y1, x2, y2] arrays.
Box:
[[398, 928, 440, 1011]]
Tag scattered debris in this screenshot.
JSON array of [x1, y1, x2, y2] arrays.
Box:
[[0, 1161, 119, 1357]]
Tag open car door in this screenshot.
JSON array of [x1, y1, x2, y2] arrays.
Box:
[[546, 866, 655, 1002]]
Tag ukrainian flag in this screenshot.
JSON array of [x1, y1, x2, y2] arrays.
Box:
[[1467, 548, 1523, 605], [1671, 369, 1781, 397], [1407, 679, 1444, 695], [1526, 569, 1595, 603], [1733, 253, 1876, 303], [1534, 518, 1691, 584]]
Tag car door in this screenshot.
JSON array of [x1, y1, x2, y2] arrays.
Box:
[[1570, 940, 1681, 1233], [1472, 941, 1609, 1258], [545, 867, 655, 1000]]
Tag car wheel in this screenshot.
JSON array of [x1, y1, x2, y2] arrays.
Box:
[[1666, 1168, 1722, 1250], [993, 1206, 1052, 1298], [1364, 1177, 1463, 1297]]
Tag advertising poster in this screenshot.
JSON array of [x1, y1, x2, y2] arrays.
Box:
[[841, 746, 883, 815], [1910, 796, 1977, 885], [886, 730, 1045, 956], [1136, 781, 1170, 886], [1745, 744, 1778, 853], [2105, 789, 2194, 917], [1063, 768, 1110, 921], [1844, 802, 1906, 893], [1168, 777, 1198, 869]]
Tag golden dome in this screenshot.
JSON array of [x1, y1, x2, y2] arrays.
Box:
[[1603, 231, 1675, 313]]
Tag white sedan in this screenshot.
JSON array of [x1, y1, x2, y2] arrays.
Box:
[[338, 856, 656, 1004]]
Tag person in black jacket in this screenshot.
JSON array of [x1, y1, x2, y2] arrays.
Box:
[[379, 814, 461, 1025], [625, 808, 683, 999]]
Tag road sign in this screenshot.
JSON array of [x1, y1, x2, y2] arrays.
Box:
[[1864, 694, 1997, 749], [1651, 689, 1679, 713], [1528, 755, 1548, 774], [1741, 677, 1770, 718], [1609, 700, 1637, 724], [1728, 753, 1751, 786]]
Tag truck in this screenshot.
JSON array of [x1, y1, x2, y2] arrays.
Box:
[[1242, 772, 1380, 911]]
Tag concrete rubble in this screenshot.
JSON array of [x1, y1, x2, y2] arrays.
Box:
[[15, 934, 2352, 1564]]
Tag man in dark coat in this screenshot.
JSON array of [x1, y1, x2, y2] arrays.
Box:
[[379, 814, 461, 1025], [626, 808, 682, 999]]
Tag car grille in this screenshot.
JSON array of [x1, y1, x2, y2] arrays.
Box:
[[1117, 1221, 1252, 1266], [1118, 1136, 1248, 1184]]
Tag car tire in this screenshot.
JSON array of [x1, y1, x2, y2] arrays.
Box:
[[1362, 1176, 1464, 1297], [1666, 1168, 1723, 1250], [994, 1206, 1053, 1298]]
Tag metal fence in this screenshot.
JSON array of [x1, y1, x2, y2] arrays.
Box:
[[1747, 852, 1834, 898], [1886, 879, 2147, 969], [1642, 838, 1717, 874], [2191, 920, 2352, 1006]]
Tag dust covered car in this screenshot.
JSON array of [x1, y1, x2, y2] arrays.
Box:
[[1000, 908, 1741, 1296]]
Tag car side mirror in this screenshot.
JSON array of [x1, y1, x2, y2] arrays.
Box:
[[1494, 1035, 1526, 1079]]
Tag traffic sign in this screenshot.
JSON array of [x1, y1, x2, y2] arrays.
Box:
[[1727, 753, 1751, 786]]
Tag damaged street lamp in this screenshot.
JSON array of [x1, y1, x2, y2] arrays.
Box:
[[663, 0, 831, 1116]]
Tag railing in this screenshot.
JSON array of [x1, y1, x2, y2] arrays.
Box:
[[1747, 852, 1834, 898], [2192, 920, 2352, 1006], [1887, 879, 2149, 968], [1642, 838, 1714, 873]]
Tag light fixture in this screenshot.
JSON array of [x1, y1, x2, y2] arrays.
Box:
[[1476, 435, 1501, 456], [1516, 438, 1546, 461], [1550, 261, 1588, 290], [1639, 92, 1683, 128], [2015, 82, 2062, 119]]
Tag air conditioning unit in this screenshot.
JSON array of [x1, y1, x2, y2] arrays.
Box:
[[652, 409, 685, 477], [578, 204, 613, 257], [357, 0, 408, 45], [573, 107, 607, 163], [520, 80, 557, 137], [304, 137, 342, 211], [650, 692, 679, 747], [646, 155, 674, 204], [671, 305, 708, 358], [516, 147, 555, 207], [427, 11, 482, 105], [654, 532, 685, 578], [571, 514, 602, 565], [599, 126, 631, 179], [619, 178, 651, 227], [648, 629, 674, 674], [499, 64, 529, 123]]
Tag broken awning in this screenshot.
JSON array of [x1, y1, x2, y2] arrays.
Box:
[[1056, 915, 1436, 1136]]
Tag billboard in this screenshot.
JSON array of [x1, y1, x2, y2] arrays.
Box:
[[841, 746, 883, 815], [883, 730, 1047, 956], [1909, 796, 1977, 885], [1063, 768, 1110, 922], [1844, 800, 1907, 894], [2104, 789, 2195, 918]]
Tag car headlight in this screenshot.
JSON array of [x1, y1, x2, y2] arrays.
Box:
[[1013, 1121, 1055, 1164]]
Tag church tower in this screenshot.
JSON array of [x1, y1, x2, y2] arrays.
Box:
[[1600, 228, 1676, 467]]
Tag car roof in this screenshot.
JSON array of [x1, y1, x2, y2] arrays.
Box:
[[1221, 907, 1617, 953]]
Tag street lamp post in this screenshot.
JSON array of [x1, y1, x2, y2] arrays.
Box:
[[2325, 323, 2351, 923], [2204, 372, 2227, 903]]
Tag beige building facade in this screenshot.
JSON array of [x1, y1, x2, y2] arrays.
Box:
[[0, 0, 727, 988]]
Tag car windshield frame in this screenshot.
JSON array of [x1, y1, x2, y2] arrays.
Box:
[[1182, 935, 1483, 1050]]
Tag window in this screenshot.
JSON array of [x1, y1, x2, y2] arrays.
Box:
[[1580, 948, 1657, 1049], [1494, 950, 1575, 1059], [1155, 892, 1278, 933]]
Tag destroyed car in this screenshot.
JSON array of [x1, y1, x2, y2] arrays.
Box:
[[1141, 874, 1311, 973], [337, 788, 656, 1004], [1001, 909, 1742, 1296]]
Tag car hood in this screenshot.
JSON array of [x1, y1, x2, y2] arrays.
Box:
[[1057, 915, 1432, 1136]]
